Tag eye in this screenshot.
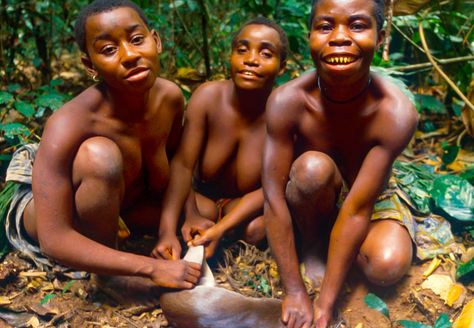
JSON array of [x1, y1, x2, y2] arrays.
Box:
[[236, 46, 247, 54], [260, 49, 273, 58], [316, 23, 333, 33], [131, 34, 145, 45], [350, 22, 367, 31], [101, 45, 117, 56]]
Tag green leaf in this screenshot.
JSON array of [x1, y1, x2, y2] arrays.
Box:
[[14, 100, 35, 118], [415, 94, 447, 114], [36, 92, 65, 111], [0, 122, 31, 139], [40, 293, 57, 305], [364, 293, 389, 318], [441, 144, 460, 164], [7, 84, 21, 93], [0, 91, 14, 105], [434, 313, 451, 328], [431, 175, 474, 223], [456, 258, 474, 282], [49, 79, 63, 87], [61, 280, 76, 295], [398, 320, 432, 328]]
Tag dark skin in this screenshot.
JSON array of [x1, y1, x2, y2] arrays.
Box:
[[263, 0, 418, 327], [22, 7, 201, 295], [153, 24, 285, 259]]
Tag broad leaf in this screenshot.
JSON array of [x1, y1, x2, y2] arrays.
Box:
[[364, 293, 389, 318], [434, 313, 451, 328], [0, 91, 14, 105], [0, 122, 31, 139], [398, 320, 432, 328], [456, 258, 474, 283], [431, 175, 474, 223], [14, 100, 35, 118]]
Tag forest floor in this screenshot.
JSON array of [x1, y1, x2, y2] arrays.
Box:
[[0, 118, 473, 328]]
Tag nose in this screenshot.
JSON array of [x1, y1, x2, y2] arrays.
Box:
[[328, 26, 352, 47], [121, 42, 140, 67], [243, 49, 259, 66]]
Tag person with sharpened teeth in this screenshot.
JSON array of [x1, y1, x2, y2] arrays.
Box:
[[263, 0, 419, 327]]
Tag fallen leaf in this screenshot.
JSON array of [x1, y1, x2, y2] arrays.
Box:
[[0, 296, 11, 306], [452, 298, 474, 328], [421, 274, 453, 301]]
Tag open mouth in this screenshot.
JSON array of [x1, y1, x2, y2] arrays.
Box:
[[323, 55, 357, 65], [239, 70, 261, 78]]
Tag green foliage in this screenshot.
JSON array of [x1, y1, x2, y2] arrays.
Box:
[[431, 175, 474, 224], [456, 257, 474, 283], [364, 293, 389, 318]]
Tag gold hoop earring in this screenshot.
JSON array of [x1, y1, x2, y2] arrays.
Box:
[[91, 73, 99, 82]]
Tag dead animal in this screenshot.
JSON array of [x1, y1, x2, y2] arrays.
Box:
[[159, 246, 285, 328]]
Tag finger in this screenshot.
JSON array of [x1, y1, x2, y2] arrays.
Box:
[[282, 309, 289, 324], [160, 248, 173, 260], [181, 227, 192, 242], [186, 261, 202, 271], [180, 281, 194, 289], [287, 313, 296, 328], [185, 273, 199, 284], [171, 246, 181, 260]]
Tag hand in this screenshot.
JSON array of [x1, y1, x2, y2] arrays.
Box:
[[313, 299, 332, 328], [181, 214, 215, 243], [151, 233, 182, 260], [281, 292, 313, 328], [150, 259, 202, 289], [191, 225, 224, 258]]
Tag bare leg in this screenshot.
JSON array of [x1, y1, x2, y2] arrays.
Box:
[[356, 220, 413, 286], [285, 151, 342, 283], [23, 137, 162, 305]]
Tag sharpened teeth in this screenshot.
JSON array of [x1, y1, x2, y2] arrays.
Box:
[[327, 56, 355, 64]]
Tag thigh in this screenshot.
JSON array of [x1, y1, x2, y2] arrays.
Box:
[[357, 219, 413, 286], [194, 191, 219, 222]]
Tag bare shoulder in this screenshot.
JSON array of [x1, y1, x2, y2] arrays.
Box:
[[187, 80, 229, 113], [267, 72, 316, 124], [374, 74, 419, 149], [154, 77, 185, 108]]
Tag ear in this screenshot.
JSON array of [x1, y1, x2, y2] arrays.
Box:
[[151, 30, 162, 55], [278, 60, 287, 76], [376, 29, 386, 49], [81, 54, 97, 77]]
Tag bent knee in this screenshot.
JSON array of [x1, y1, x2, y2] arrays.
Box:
[[287, 151, 341, 197], [357, 245, 412, 286], [73, 137, 123, 184], [242, 217, 266, 245]]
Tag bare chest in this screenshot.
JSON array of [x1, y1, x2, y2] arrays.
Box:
[[198, 119, 265, 195]]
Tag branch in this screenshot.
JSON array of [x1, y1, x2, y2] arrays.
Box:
[[390, 55, 474, 71], [418, 20, 474, 112]]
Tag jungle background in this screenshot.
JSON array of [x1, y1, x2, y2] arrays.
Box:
[[0, 0, 473, 327]]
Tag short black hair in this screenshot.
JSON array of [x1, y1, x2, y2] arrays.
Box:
[[308, 0, 385, 32], [74, 0, 149, 54], [231, 17, 289, 64]]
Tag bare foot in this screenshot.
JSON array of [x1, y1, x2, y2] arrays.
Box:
[[301, 242, 326, 288], [91, 274, 162, 306]]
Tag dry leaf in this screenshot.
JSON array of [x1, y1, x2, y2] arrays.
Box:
[[453, 298, 474, 328], [0, 296, 12, 306]]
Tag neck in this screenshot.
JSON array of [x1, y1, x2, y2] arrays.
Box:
[[318, 73, 371, 105], [232, 84, 272, 119], [104, 83, 150, 121]]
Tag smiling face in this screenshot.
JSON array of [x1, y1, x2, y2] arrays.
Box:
[[83, 7, 161, 93], [230, 24, 284, 91], [309, 0, 384, 84]]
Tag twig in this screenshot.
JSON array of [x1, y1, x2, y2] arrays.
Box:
[[390, 55, 474, 71], [392, 23, 429, 56], [382, 0, 394, 61], [418, 19, 474, 112]]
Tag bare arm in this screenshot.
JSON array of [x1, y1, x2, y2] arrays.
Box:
[[34, 112, 200, 288], [263, 90, 313, 328], [315, 98, 418, 322], [154, 84, 210, 259]]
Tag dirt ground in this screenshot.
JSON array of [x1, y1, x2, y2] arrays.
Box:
[[0, 236, 472, 328]]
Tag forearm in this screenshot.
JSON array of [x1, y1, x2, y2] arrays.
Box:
[[40, 228, 157, 278], [216, 188, 264, 233], [159, 161, 194, 235], [318, 213, 370, 309], [264, 199, 306, 295]]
